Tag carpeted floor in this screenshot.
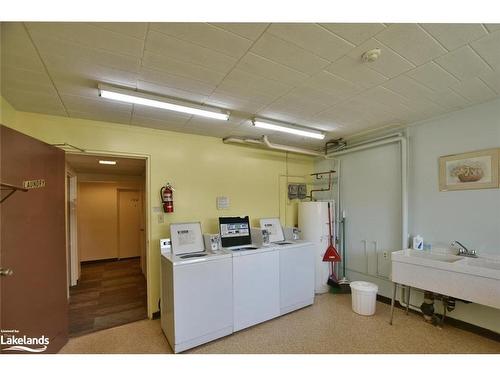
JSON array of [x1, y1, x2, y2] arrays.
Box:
[[59, 293, 500, 354]]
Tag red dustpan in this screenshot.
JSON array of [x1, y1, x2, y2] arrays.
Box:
[[323, 202, 341, 262]]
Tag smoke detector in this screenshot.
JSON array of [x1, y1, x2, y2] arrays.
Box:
[[361, 48, 382, 63]]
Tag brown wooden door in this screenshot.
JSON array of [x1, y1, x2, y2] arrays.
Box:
[[0, 125, 68, 354]]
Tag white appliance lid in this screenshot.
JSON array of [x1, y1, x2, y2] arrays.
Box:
[[260, 217, 284, 243], [170, 222, 205, 255]]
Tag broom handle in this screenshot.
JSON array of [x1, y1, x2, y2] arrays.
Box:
[[342, 217, 346, 277], [327, 202, 332, 246]]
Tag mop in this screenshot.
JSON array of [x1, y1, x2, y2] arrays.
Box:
[[322, 202, 341, 288]]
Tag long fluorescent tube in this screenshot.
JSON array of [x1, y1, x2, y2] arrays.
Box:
[[253, 118, 325, 140], [99, 160, 117, 165], [98, 84, 229, 121]]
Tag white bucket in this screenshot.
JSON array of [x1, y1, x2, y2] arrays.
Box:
[[350, 281, 378, 316]]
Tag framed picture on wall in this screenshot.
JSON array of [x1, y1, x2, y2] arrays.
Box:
[[439, 148, 499, 191]]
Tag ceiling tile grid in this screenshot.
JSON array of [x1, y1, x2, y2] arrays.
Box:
[[1, 22, 500, 150]]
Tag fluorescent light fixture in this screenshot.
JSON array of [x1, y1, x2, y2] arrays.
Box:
[[253, 118, 325, 140], [99, 160, 117, 165], [98, 83, 229, 121]]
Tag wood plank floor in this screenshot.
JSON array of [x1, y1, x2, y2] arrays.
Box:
[[69, 258, 147, 337]]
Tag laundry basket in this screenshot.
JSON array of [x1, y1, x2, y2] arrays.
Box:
[[350, 281, 378, 316]]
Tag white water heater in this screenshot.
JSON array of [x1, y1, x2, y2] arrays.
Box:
[[298, 201, 335, 294]]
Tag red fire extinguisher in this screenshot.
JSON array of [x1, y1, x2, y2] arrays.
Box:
[[160, 183, 175, 213]]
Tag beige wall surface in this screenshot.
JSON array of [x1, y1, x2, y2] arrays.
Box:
[[2, 98, 313, 317], [78, 180, 144, 261]]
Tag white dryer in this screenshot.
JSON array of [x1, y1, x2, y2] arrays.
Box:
[[160, 222, 233, 353]]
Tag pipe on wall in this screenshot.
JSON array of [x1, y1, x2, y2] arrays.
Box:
[[326, 134, 409, 257], [223, 136, 323, 157]]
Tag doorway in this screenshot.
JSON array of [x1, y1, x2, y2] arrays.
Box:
[[65, 153, 147, 337]]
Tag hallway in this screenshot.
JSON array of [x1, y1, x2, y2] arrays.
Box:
[[69, 258, 147, 337]]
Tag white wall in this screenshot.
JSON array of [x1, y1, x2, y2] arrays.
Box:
[[316, 98, 500, 333], [407, 98, 500, 332], [408, 98, 500, 254]]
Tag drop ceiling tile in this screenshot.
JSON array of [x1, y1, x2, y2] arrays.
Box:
[[319, 23, 386, 45], [32, 34, 141, 74], [250, 33, 330, 75], [26, 22, 144, 58], [69, 109, 132, 125], [325, 55, 388, 89], [356, 87, 413, 118], [209, 23, 269, 40], [132, 106, 191, 124], [480, 68, 500, 94], [1, 48, 46, 73], [484, 24, 500, 33], [138, 67, 216, 96], [220, 69, 292, 98], [43, 53, 139, 87], [420, 24, 487, 50], [406, 62, 460, 91], [450, 77, 497, 103], [62, 94, 133, 114], [130, 115, 188, 132], [150, 23, 252, 59], [145, 30, 237, 74], [259, 93, 331, 120], [206, 90, 273, 113], [2, 88, 66, 115], [141, 50, 225, 86], [137, 80, 209, 103], [471, 31, 500, 68], [346, 38, 415, 78], [91, 22, 148, 40], [428, 88, 470, 110], [300, 71, 361, 101], [383, 76, 458, 114], [51, 73, 125, 99], [2, 66, 53, 88], [286, 86, 346, 107], [236, 53, 309, 86], [434, 46, 492, 80], [267, 23, 355, 61], [374, 24, 447, 65], [1, 23, 47, 72]]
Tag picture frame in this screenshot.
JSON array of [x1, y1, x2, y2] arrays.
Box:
[[439, 148, 499, 191]]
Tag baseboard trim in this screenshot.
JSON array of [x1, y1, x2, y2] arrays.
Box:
[[376, 294, 500, 342], [81, 256, 140, 265]]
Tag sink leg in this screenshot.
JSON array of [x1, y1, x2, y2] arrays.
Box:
[[406, 286, 411, 315], [441, 299, 447, 326], [389, 282, 397, 325]]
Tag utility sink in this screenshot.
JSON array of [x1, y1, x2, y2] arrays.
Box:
[[401, 249, 462, 263], [391, 249, 500, 310], [465, 258, 500, 271]]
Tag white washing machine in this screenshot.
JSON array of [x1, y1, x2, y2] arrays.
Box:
[[160, 222, 233, 353]]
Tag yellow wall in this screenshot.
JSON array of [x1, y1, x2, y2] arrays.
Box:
[[2, 97, 314, 317], [0, 96, 17, 127], [78, 180, 144, 262]]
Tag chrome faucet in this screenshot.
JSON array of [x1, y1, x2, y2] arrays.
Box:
[[451, 241, 478, 258]]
